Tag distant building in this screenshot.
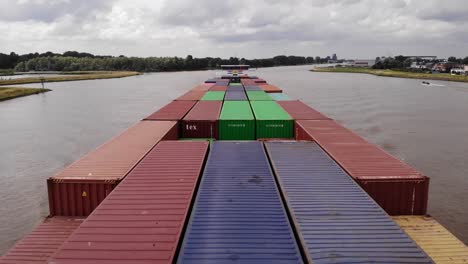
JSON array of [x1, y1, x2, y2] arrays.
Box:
[[332, 54, 337, 61], [351, 60, 376, 67], [432, 62, 461, 73]]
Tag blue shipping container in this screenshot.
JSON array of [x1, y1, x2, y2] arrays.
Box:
[[227, 85, 245, 91], [177, 141, 303, 264], [264, 141, 433, 264], [224, 90, 248, 101]]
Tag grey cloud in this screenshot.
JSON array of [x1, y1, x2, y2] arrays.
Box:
[[0, 0, 115, 22]]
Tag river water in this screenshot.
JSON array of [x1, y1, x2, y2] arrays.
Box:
[[0, 65, 467, 254]]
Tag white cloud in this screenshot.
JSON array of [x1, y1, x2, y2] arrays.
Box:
[[0, 0, 467, 58]]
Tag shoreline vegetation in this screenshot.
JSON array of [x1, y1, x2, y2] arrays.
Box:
[[311, 67, 468, 83], [0, 71, 140, 86], [0, 87, 51, 101]]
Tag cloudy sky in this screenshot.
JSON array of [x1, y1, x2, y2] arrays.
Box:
[[1, 0, 467, 59]]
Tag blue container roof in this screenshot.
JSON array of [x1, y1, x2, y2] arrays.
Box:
[[177, 141, 303, 264], [265, 141, 433, 264], [224, 90, 248, 101]]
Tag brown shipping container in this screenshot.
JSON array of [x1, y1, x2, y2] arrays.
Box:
[[174, 90, 206, 101], [49, 141, 209, 264], [181, 101, 222, 139], [209, 85, 228, 91], [144, 100, 196, 121], [0, 217, 83, 264], [258, 84, 283, 93], [295, 120, 429, 215], [278, 100, 331, 120], [48, 121, 178, 217]]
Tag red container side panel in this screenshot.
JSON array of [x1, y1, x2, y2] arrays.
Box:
[[191, 84, 212, 91], [0, 217, 83, 264], [295, 120, 429, 215], [209, 85, 228, 91], [181, 101, 222, 139], [49, 141, 209, 264], [278, 100, 331, 120], [48, 121, 178, 216], [174, 90, 206, 101], [144, 100, 196, 121], [258, 84, 283, 93]]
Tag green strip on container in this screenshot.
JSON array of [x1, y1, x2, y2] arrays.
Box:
[[229, 83, 243, 86], [246, 91, 273, 101], [269, 93, 291, 101], [250, 101, 293, 139], [219, 101, 255, 140], [201, 91, 225, 101]]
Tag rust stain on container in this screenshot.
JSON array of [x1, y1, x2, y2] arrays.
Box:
[[48, 121, 178, 216], [277, 100, 331, 120], [0, 217, 83, 264], [181, 101, 222, 139], [144, 100, 196, 121], [393, 216, 468, 264], [49, 141, 209, 264], [295, 119, 429, 215], [174, 90, 206, 101]]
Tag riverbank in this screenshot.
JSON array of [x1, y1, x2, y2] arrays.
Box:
[[0, 87, 51, 101], [0, 71, 140, 86], [312, 67, 468, 83]]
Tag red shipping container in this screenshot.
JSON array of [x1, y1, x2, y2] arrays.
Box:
[[278, 100, 331, 120], [144, 100, 196, 121], [255, 79, 267, 83], [49, 141, 209, 264], [0, 217, 83, 264], [258, 84, 283, 93], [181, 101, 222, 139], [48, 121, 178, 217], [190, 84, 212, 91], [295, 120, 429, 215], [209, 85, 228, 91], [174, 90, 205, 101]]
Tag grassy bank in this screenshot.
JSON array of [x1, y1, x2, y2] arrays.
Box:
[[0, 87, 51, 101], [312, 67, 468, 83], [0, 71, 140, 86]]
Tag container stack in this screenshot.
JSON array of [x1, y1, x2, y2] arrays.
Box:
[[4, 73, 459, 264]]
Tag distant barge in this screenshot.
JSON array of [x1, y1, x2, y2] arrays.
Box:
[[1, 66, 467, 263]]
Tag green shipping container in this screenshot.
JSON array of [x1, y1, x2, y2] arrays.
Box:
[[219, 101, 255, 140], [269, 93, 292, 101], [250, 101, 293, 139], [201, 91, 225, 101], [246, 91, 273, 101]]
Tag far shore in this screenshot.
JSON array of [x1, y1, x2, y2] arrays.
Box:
[[312, 67, 468, 83], [0, 87, 51, 102], [0, 71, 140, 86]]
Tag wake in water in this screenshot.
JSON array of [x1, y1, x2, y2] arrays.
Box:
[[421, 81, 446, 87]]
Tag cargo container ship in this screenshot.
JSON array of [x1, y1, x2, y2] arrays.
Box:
[[1, 65, 467, 264]]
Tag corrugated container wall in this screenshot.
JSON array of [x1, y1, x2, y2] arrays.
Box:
[[393, 216, 468, 264], [250, 101, 293, 139], [50, 141, 209, 264], [0, 217, 83, 264], [278, 100, 330, 120], [201, 91, 225, 101], [144, 100, 196, 120], [265, 142, 433, 264], [209, 85, 227, 91], [175, 90, 206, 101], [226, 85, 244, 91], [177, 141, 303, 264], [295, 120, 430, 215], [48, 121, 178, 216], [246, 91, 273, 101], [224, 90, 247, 101], [181, 101, 222, 139], [244, 85, 263, 91], [219, 101, 255, 140]]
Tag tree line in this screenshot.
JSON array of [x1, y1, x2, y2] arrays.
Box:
[[0, 51, 329, 72], [373, 55, 468, 69]]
